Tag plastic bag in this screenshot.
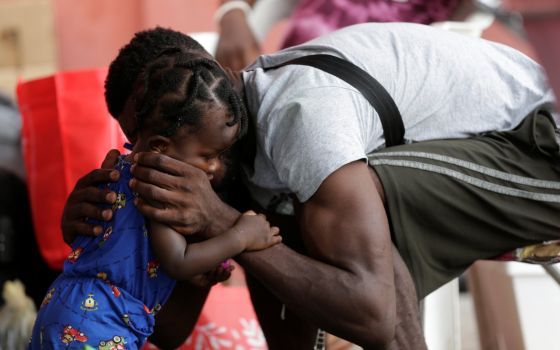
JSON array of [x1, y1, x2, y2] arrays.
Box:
[[16, 69, 126, 269]]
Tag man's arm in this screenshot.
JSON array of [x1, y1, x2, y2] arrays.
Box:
[[150, 281, 211, 348], [130, 154, 396, 348], [236, 161, 396, 348]]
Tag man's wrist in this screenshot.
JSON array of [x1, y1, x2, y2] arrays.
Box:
[[206, 203, 241, 238]]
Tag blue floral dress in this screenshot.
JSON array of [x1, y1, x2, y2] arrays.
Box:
[[29, 156, 176, 349]]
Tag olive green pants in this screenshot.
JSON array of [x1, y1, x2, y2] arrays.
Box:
[[369, 110, 560, 298]]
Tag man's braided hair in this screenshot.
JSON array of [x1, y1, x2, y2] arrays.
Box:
[[105, 27, 247, 138]]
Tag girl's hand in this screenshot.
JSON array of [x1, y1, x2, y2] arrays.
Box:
[[187, 262, 235, 288], [234, 211, 282, 251]]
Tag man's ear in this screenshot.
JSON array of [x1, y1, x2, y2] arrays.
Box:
[[148, 135, 171, 154]]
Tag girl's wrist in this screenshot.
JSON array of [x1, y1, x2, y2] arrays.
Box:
[[224, 225, 248, 252]]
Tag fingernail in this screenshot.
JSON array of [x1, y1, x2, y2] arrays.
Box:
[[130, 164, 136, 173], [110, 171, 119, 180], [129, 179, 136, 188], [133, 153, 139, 162], [93, 226, 102, 235], [102, 209, 112, 220], [133, 197, 139, 206], [106, 192, 116, 203]]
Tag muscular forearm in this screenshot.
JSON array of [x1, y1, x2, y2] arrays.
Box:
[[150, 281, 210, 348], [236, 244, 394, 348], [206, 202, 241, 238], [207, 206, 377, 338]]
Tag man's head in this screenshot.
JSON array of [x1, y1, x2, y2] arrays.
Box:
[[105, 27, 248, 189]]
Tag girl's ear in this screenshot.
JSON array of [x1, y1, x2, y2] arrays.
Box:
[[148, 135, 171, 154]]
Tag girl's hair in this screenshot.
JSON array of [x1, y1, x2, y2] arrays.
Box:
[[133, 47, 248, 137], [106, 27, 203, 119], [105, 27, 247, 138]]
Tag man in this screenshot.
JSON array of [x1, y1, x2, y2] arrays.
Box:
[[62, 24, 559, 349]]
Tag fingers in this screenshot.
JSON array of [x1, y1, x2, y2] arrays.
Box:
[[63, 187, 114, 225], [72, 186, 116, 206], [75, 168, 119, 190], [62, 171, 118, 245], [130, 180, 179, 210], [72, 202, 113, 222], [271, 226, 282, 245], [62, 222, 103, 245], [130, 163, 181, 191], [135, 198, 197, 233], [101, 149, 121, 169], [198, 265, 233, 287], [212, 265, 233, 283], [133, 152, 191, 177], [272, 234, 283, 245], [61, 199, 113, 245]]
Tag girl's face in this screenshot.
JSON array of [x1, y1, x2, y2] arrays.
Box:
[[164, 105, 240, 187], [118, 97, 240, 188]]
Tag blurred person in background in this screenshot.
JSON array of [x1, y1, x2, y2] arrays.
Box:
[[0, 92, 24, 180], [215, 0, 466, 70], [0, 93, 58, 309]]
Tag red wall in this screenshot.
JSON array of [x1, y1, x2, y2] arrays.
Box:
[[52, 0, 284, 71], [52, 0, 219, 71]]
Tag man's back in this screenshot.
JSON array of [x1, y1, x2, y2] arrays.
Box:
[[242, 22, 557, 205]]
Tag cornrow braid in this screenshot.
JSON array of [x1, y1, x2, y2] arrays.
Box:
[[105, 27, 208, 119], [133, 47, 248, 138]]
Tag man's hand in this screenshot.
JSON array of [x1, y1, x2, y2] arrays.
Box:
[[235, 162, 396, 348], [215, 9, 261, 71], [61, 149, 120, 245], [130, 152, 239, 237]]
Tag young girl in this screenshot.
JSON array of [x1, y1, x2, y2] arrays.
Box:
[[28, 44, 281, 349]]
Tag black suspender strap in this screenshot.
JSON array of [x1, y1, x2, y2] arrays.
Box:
[[264, 54, 405, 147]]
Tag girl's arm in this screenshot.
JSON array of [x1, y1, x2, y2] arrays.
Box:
[[149, 212, 280, 280], [149, 221, 244, 280]]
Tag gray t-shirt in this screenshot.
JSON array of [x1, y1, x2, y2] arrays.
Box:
[[241, 23, 557, 209]]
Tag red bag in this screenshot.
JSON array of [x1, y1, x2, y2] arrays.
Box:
[[16, 69, 126, 270], [142, 284, 267, 350]]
